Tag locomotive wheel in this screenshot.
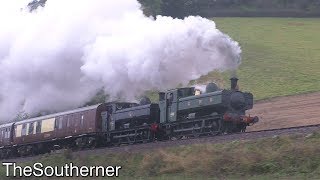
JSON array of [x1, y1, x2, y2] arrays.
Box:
[[170, 135, 184, 141], [142, 130, 150, 143], [210, 119, 222, 135], [170, 136, 178, 141], [192, 124, 200, 138], [113, 139, 121, 146], [223, 122, 237, 134], [88, 139, 98, 149], [127, 136, 135, 145]]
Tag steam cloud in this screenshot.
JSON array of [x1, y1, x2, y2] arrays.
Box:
[[0, 0, 241, 122]]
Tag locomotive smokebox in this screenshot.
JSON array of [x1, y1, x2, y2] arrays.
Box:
[[230, 77, 238, 91]]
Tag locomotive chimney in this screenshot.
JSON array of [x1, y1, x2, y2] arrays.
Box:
[[230, 77, 238, 90]]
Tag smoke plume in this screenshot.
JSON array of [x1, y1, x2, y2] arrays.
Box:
[[0, 0, 241, 122]]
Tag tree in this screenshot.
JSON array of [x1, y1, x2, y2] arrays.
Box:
[[84, 88, 109, 106], [138, 0, 163, 17], [27, 0, 47, 12], [14, 111, 29, 122], [161, 0, 186, 18]]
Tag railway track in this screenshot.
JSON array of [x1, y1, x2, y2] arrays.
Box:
[[83, 124, 320, 154], [6, 124, 320, 163]]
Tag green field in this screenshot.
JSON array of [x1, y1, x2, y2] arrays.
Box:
[[200, 18, 320, 100], [3, 133, 319, 179]]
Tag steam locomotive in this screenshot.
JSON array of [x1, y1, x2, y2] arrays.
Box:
[[0, 78, 258, 158]]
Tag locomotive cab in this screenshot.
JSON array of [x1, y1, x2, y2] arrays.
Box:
[[159, 87, 196, 123]]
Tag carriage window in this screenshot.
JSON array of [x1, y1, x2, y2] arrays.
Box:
[[36, 121, 42, 133], [54, 118, 61, 129], [58, 117, 63, 129], [33, 123, 37, 134], [55, 118, 59, 129], [74, 115, 78, 126], [67, 117, 70, 127], [21, 124, 27, 136], [15, 125, 21, 137], [28, 122, 34, 135], [80, 115, 84, 126], [4, 129, 7, 138]]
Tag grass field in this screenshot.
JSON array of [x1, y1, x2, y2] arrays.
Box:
[[197, 18, 320, 100], [2, 133, 319, 179]]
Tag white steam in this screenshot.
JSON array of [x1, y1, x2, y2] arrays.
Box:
[[0, 0, 241, 122]]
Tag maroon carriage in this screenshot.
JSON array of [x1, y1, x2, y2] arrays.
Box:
[[12, 104, 107, 156], [0, 123, 14, 158]]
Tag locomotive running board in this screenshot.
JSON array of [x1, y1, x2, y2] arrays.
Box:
[[172, 114, 221, 126]]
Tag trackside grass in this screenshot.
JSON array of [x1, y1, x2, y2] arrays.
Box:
[[197, 18, 320, 100], [1, 132, 320, 179]]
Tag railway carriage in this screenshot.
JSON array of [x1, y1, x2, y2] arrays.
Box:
[[0, 123, 14, 158], [12, 104, 108, 156]]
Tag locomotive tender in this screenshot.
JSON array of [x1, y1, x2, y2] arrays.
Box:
[[0, 78, 258, 158]]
